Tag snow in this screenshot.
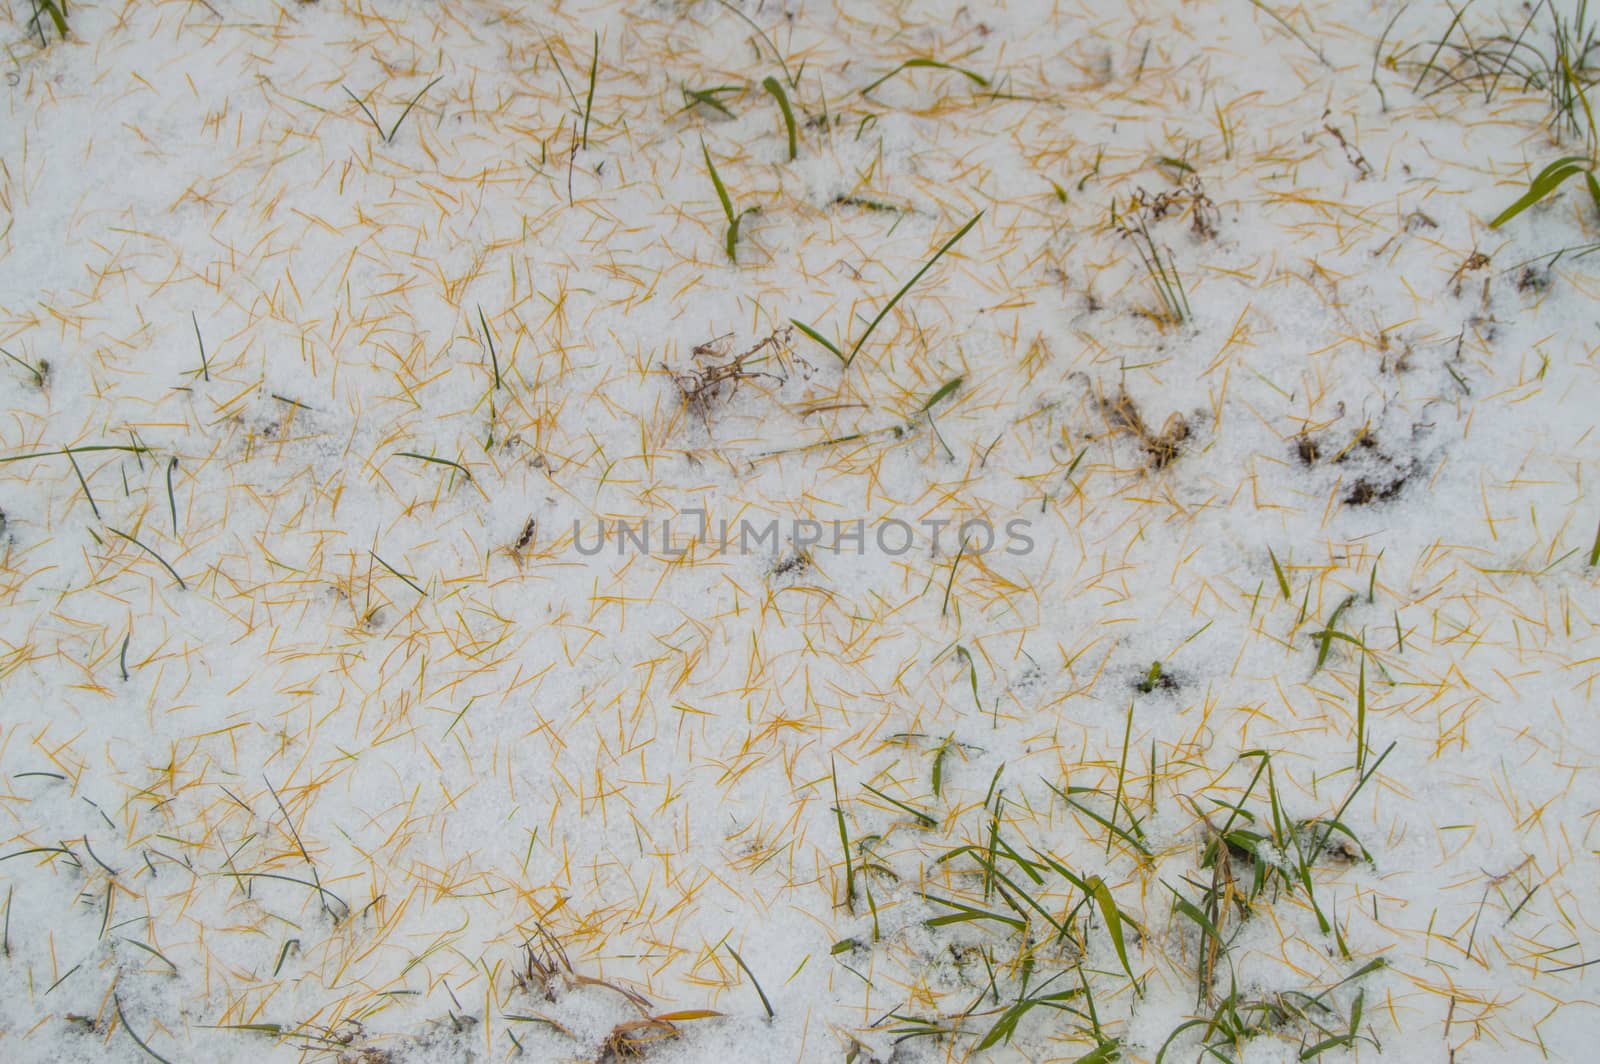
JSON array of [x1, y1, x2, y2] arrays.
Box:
[[1, 0, 1598, 1061]]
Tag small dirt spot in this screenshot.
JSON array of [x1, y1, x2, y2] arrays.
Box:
[[1344, 474, 1409, 506], [769, 549, 811, 581], [1517, 266, 1551, 294], [1134, 662, 1179, 694]]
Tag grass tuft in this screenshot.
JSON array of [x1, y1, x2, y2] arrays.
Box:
[[1119, 216, 1191, 325], [1397, 0, 1600, 150]]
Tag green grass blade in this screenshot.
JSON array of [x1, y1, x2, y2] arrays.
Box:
[[1169, 889, 1224, 951], [0, 346, 44, 386], [921, 892, 1026, 931], [109, 528, 185, 589], [762, 76, 797, 160], [1045, 782, 1150, 856], [65, 448, 100, 520], [217, 871, 349, 918], [191, 312, 209, 381], [931, 737, 951, 797], [37, 0, 68, 39], [701, 140, 735, 223], [681, 85, 738, 118], [581, 33, 599, 148], [114, 993, 173, 1064], [1248, 0, 1329, 66], [477, 304, 502, 390], [1411, 0, 1477, 92], [1156, 1018, 1215, 1064], [921, 376, 963, 412], [953, 645, 983, 715], [845, 210, 983, 365], [714, 0, 796, 88], [1355, 657, 1367, 773], [1073, 1040, 1122, 1064], [343, 85, 385, 138], [860, 782, 936, 827], [1312, 595, 1356, 672], [1269, 548, 1291, 600], [165, 457, 180, 535], [831, 761, 854, 908], [386, 76, 442, 144], [789, 318, 844, 362], [1491, 158, 1590, 228], [974, 983, 1083, 1052], [1087, 875, 1137, 982], [396, 451, 474, 481], [861, 57, 989, 96], [1, 444, 151, 466], [122, 937, 179, 973], [725, 944, 775, 1019], [726, 210, 745, 264], [369, 549, 426, 597]]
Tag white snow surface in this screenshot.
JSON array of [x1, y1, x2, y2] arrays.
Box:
[[1, 0, 1598, 1061]]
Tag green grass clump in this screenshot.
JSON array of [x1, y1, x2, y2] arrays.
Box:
[[1119, 216, 1191, 325], [1396, 0, 1600, 148]]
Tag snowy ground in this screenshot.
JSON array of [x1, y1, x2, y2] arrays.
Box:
[[2, 0, 1599, 1061]]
